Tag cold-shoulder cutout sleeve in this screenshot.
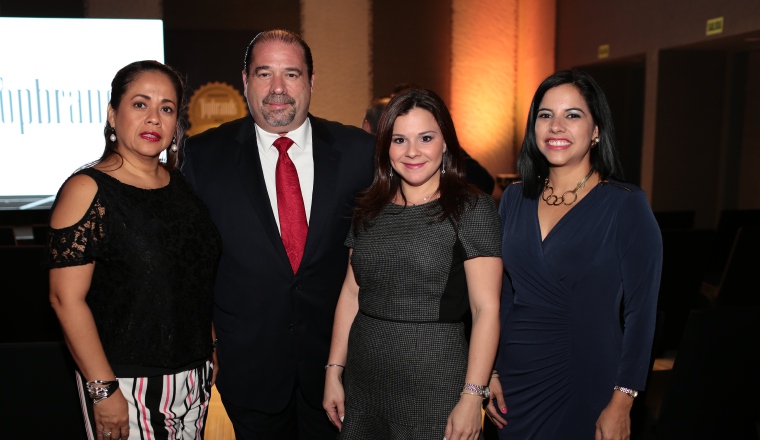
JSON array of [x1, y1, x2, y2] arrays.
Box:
[[457, 194, 502, 259], [45, 175, 106, 269]]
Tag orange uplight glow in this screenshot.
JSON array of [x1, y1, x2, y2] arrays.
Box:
[[451, 0, 556, 186]]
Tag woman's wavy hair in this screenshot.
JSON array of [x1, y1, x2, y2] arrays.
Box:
[[98, 60, 187, 170], [353, 87, 479, 231], [518, 70, 623, 198]]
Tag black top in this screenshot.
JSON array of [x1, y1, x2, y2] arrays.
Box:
[[46, 167, 221, 377]]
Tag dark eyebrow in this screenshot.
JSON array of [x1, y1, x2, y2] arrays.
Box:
[[537, 107, 587, 114], [565, 107, 587, 114], [131, 94, 176, 106], [254, 66, 303, 75]]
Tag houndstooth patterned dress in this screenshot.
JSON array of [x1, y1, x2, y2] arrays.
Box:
[[341, 194, 501, 439]]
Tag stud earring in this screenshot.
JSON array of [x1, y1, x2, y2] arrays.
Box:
[[170, 137, 178, 153]]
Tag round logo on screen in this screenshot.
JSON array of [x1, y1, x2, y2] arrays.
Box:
[[187, 82, 248, 136]]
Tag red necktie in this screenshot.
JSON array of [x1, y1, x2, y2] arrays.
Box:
[[274, 136, 308, 273]]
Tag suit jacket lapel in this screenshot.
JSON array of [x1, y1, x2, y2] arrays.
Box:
[[234, 117, 291, 268], [300, 115, 341, 275]]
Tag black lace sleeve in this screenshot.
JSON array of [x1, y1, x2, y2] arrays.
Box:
[[45, 196, 106, 268]]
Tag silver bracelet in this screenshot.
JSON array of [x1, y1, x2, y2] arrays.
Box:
[[86, 379, 119, 404], [613, 386, 639, 398], [325, 364, 345, 370]]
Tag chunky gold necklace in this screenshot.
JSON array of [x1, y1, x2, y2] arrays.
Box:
[[541, 168, 595, 206]]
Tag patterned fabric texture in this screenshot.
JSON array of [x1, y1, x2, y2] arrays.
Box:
[[341, 194, 501, 439], [45, 167, 221, 375]]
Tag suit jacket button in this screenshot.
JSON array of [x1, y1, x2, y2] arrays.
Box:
[[289, 323, 294, 331]]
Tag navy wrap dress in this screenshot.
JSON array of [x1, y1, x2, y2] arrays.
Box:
[[495, 179, 662, 439]]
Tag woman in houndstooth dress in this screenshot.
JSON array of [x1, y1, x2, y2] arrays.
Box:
[[323, 88, 502, 440]]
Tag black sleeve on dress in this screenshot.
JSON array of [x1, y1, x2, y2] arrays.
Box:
[[615, 190, 663, 390], [457, 195, 502, 259], [44, 193, 106, 269]]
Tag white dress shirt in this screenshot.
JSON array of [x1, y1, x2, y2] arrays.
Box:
[[255, 118, 314, 233]]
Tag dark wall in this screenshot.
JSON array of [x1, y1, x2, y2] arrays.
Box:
[[163, 0, 299, 31], [372, 0, 452, 103], [163, 0, 300, 95], [555, 0, 760, 70], [653, 50, 727, 227], [0, 0, 83, 16], [737, 51, 760, 208], [164, 29, 261, 96], [579, 60, 645, 186]]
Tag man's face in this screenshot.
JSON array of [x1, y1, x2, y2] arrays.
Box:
[[242, 40, 314, 134]]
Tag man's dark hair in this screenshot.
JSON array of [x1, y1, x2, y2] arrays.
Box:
[[243, 29, 314, 83]]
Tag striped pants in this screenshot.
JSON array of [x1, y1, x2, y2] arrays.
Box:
[[76, 361, 212, 440]]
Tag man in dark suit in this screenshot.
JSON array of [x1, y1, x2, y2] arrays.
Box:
[[182, 29, 374, 439]]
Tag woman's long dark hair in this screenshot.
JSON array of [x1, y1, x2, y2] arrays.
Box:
[[98, 60, 187, 170], [518, 70, 624, 198], [353, 87, 479, 230]]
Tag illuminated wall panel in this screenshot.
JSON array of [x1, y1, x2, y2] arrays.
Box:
[[302, 0, 371, 127], [515, 0, 556, 160], [451, 0, 518, 180], [452, 0, 556, 183]]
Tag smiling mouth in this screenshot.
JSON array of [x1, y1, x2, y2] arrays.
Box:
[[403, 163, 426, 169], [546, 140, 571, 147]]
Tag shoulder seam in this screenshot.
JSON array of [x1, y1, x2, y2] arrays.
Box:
[[600, 180, 633, 192]]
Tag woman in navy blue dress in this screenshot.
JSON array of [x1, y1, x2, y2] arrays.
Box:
[[485, 70, 662, 440]]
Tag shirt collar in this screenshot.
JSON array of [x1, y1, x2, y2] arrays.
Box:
[[255, 117, 311, 152]]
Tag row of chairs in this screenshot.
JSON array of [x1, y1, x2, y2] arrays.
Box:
[[640, 209, 760, 439]]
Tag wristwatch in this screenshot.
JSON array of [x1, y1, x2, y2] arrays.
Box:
[[613, 386, 638, 398], [462, 383, 490, 399]]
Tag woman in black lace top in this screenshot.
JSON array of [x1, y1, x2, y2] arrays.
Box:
[[46, 61, 221, 440]]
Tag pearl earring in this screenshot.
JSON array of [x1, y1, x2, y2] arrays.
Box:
[[109, 132, 117, 142], [170, 137, 178, 153]]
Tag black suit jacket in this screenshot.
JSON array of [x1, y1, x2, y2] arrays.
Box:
[[183, 115, 374, 411]]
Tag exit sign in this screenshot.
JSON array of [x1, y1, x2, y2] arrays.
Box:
[[598, 44, 610, 59], [706, 17, 724, 36]]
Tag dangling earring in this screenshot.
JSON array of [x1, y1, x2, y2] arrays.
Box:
[[389, 168, 394, 178], [170, 137, 178, 153], [109, 129, 117, 143], [441, 166, 445, 175]]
